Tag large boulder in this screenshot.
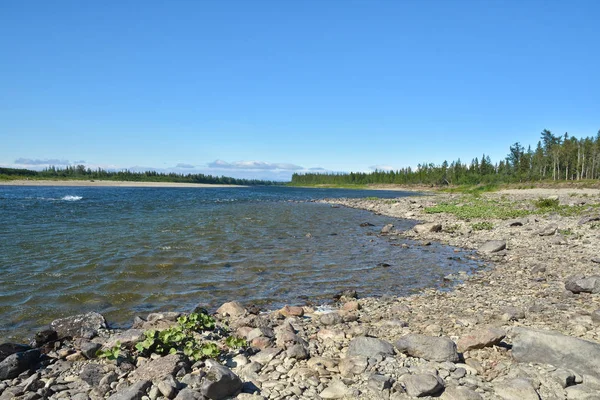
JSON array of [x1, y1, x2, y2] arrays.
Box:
[[0, 343, 31, 362], [565, 275, 600, 294], [216, 301, 246, 318], [512, 327, 600, 380], [413, 223, 442, 234], [347, 336, 395, 358], [201, 359, 243, 400], [395, 334, 459, 362], [0, 349, 41, 380], [494, 378, 540, 400], [50, 312, 107, 338]]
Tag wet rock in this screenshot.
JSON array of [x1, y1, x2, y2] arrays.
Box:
[[565, 275, 600, 294], [347, 336, 395, 357], [333, 289, 357, 300], [360, 222, 375, 227], [441, 386, 483, 400], [216, 301, 246, 317], [478, 240, 506, 254], [381, 224, 395, 234], [201, 359, 243, 400], [494, 378, 540, 400], [395, 334, 459, 362], [30, 329, 58, 348], [413, 223, 442, 234], [512, 327, 600, 380], [50, 312, 107, 339], [107, 380, 151, 400], [0, 343, 31, 362], [0, 349, 41, 380], [319, 380, 350, 399], [130, 353, 186, 381], [457, 326, 505, 352], [403, 373, 444, 397]]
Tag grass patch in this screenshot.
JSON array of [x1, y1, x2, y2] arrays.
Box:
[[425, 197, 530, 220], [534, 197, 560, 209], [440, 184, 499, 196], [444, 224, 461, 233], [471, 221, 494, 231]]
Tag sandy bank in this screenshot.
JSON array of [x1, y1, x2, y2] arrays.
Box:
[[0, 180, 246, 188]]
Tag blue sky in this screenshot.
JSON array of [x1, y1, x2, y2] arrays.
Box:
[[1, 0, 599, 180]]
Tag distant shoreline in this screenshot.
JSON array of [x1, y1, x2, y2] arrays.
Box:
[[0, 179, 247, 188]]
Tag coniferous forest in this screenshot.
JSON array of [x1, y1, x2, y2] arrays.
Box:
[[0, 166, 279, 186], [292, 129, 600, 186]]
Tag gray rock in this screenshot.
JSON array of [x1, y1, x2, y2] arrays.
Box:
[[368, 374, 392, 391], [0, 343, 31, 362], [413, 223, 442, 234], [578, 215, 600, 225], [103, 329, 144, 348], [381, 224, 394, 234], [403, 374, 444, 397], [478, 240, 506, 254], [508, 218, 528, 227], [79, 341, 102, 359], [174, 389, 204, 400], [338, 356, 368, 377], [0, 349, 41, 380], [441, 386, 483, 400], [512, 327, 600, 380], [319, 380, 350, 399], [552, 368, 576, 388], [201, 359, 243, 400], [347, 336, 395, 358], [494, 378, 539, 400], [457, 326, 505, 352], [80, 363, 105, 386], [216, 301, 246, 317], [107, 380, 152, 400], [158, 376, 179, 399], [565, 384, 600, 399], [286, 343, 309, 360], [250, 348, 281, 364], [538, 223, 558, 236], [395, 334, 459, 362], [565, 275, 600, 294], [130, 354, 186, 381], [320, 312, 343, 326], [50, 312, 107, 338], [30, 329, 58, 348], [591, 309, 600, 324]]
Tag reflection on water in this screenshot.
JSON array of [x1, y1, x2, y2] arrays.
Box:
[[0, 186, 479, 341]]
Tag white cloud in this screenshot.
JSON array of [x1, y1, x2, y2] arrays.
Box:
[[14, 158, 70, 166], [175, 163, 195, 168], [207, 159, 303, 171]]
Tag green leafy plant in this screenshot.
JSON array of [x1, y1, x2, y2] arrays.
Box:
[[225, 336, 247, 349], [97, 341, 121, 360], [471, 221, 494, 231], [534, 197, 559, 209]]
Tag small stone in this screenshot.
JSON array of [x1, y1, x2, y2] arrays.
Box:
[[395, 334, 459, 362], [494, 378, 539, 400], [347, 336, 395, 358], [279, 305, 304, 317], [478, 240, 506, 254], [130, 354, 186, 382], [413, 223, 442, 234], [457, 327, 505, 352], [368, 374, 392, 391], [319, 380, 350, 399], [107, 380, 152, 400], [565, 275, 600, 294], [80, 363, 105, 386], [320, 312, 343, 326], [538, 223, 558, 236], [441, 386, 483, 400], [201, 359, 243, 400], [216, 301, 246, 317], [381, 224, 394, 234], [79, 341, 102, 359]]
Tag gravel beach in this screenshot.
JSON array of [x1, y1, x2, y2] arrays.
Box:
[[2, 188, 600, 400]]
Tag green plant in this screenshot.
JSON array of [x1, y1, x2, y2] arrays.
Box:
[[444, 224, 461, 233], [534, 197, 559, 209], [225, 336, 247, 349], [97, 342, 121, 360], [559, 229, 573, 236], [471, 221, 494, 231], [135, 312, 219, 361], [365, 196, 379, 200]]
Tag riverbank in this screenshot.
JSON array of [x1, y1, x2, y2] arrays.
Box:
[[0, 179, 246, 188], [2, 188, 600, 399]]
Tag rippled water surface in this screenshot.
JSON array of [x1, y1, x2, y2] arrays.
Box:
[[0, 185, 479, 341]]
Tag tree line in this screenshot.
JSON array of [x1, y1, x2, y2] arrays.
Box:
[[0, 166, 280, 186], [291, 129, 600, 186]]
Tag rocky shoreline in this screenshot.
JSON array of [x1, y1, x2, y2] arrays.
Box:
[[2, 188, 600, 400]]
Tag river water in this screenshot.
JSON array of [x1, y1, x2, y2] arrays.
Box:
[[0, 185, 479, 341]]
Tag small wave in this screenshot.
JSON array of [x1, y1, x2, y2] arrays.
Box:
[[61, 195, 82, 201]]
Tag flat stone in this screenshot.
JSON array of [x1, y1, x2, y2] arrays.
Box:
[[103, 329, 144, 348], [478, 240, 506, 254], [320, 312, 343, 326], [457, 326, 505, 352], [494, 378, 539, 400], [413, 223, 442, 234], [80, 363, 105, 386], [339, 356, 368, 377], [368, 373, 392, 391], [130, 353, 185, 381], [538, 223, 558, 236], [320, 380, 350, 399], [79, 340, 102, 359], [403, 373, 444, 397], [201, 359, 243, 400], [395, 334, 459, 362], [107, 380, 151, 400], [441, 386, 483, 400], [50, 312, 107, 338], [250, 348, 281, 364], [347, 336, 395, 357], [512, 327, 600, 380], [565, 275, 600, 294], [279, 305, 304, 317]]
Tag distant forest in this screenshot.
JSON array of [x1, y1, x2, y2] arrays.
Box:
[[292, 129, 600, 186], [0, 166, 280, 186]]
